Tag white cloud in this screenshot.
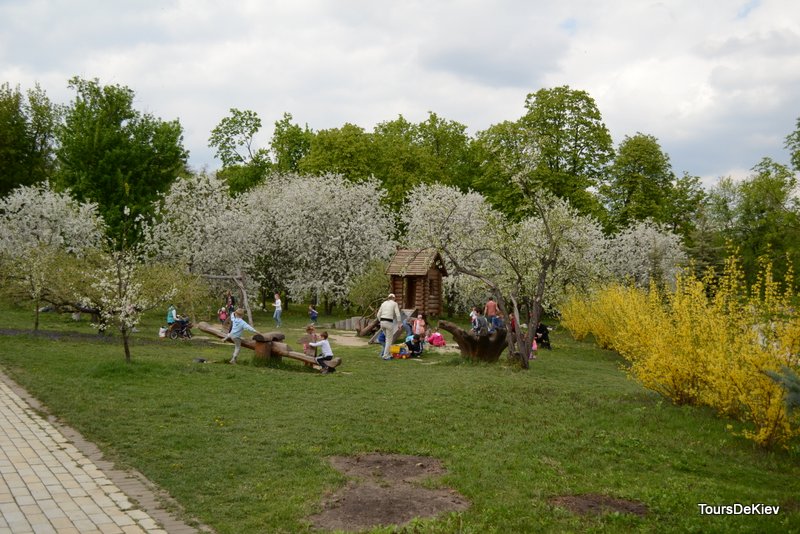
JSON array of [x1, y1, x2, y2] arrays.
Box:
[[1, 0, 799, 182]]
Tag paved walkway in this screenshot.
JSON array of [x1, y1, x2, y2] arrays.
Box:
[[0, 372, 206, 534]]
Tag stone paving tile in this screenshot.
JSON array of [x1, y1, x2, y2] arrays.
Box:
[[0, 374, 210, 533]]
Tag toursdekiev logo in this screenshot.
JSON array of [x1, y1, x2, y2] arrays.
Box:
[[697, 503, 780, 515]]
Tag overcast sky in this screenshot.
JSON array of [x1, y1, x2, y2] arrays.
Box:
[[2, 0, 799, 187]]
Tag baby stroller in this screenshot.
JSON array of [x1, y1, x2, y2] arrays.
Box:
[[167, 316, 193, 339]]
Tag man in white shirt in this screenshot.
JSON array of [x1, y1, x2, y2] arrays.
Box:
[[376, 293, 401, 360]]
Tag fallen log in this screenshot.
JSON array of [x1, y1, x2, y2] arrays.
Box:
[[357, 317, 379, 337], [197, 322, 342, 369], [437, 320, 507, 362]]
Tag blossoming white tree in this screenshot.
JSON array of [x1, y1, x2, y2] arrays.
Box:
[[602, 219, 686, 288], [0, 184, 105, 329], [80, 248, 177, 363], [244, 173, 396, 312], [400, 183, 499, 312], [145, 172, 245, 274], [144, 172, 256, 320], [402, 183, 604, 366]]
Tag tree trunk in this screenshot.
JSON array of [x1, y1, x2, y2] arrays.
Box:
[[438, 320, 507, 362], [358, 318, 379, 337], [122, 328, 132, 363]]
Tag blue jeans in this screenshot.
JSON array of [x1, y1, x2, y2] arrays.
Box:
[[273, 309, 282, 327]]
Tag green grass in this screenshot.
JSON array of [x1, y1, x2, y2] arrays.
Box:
[[0, 303, 798, 533]]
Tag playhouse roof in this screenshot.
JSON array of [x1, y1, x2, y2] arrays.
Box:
[[386, 249, 448, 276]]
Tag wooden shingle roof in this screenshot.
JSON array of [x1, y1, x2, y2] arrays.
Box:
[[386, 249, 448, 276]]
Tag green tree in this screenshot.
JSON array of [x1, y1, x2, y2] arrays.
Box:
[[55, 77, 188, 247], [667, 172, 706, 241], [0, 83, 60, 196], [371, 115, 427, 205], [209, 108, 270, 194], [370, 112, 479, 206], [735, 158, 800, 284], [472, 120, 529, 219], [704, 162, 800, 285], [298, 123, 374, 180], [209, 108, 267, 167], [601, 133, 674, 229], [519, 86, 614, 217], [269, 112, 313, 173], [415, 112, 478, 191]]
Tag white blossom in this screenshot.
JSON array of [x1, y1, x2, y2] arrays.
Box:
[[401, 184, 605, 314], [144, 172, 251, 276], [80, 249, 176, 361], [244, 173, 396, 305], [0, 183, 104, 256], [401, 183, 500, 310], [0, 184, 105, 327], [603, 219, 686, 288]]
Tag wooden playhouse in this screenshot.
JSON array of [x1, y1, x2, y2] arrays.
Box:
[[386, 249, 448, 317]]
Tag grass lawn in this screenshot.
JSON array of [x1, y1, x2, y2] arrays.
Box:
[[0, 303, 798, 533]]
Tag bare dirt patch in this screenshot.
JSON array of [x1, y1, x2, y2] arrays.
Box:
[[549, 494, 648, 517], [308, 453, 469, 532], [327, 332, 369, 347]]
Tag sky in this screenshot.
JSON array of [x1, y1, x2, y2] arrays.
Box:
[[2, 0, 799, 188]]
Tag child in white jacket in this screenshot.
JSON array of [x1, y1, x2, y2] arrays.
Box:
[[308, 331, 335, 374]]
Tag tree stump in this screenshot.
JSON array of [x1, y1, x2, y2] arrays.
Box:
[[253, 332, 285, 365], [438, 320, 507, 362]]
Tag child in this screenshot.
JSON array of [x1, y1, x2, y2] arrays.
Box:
[[301, 325, 318, 359], [406, 334, 423, 358], [427, 328, 446, 347], [376, 330, 387, 357], [308, 304, 318, 325], [272, 293, 282, 328], [308, 331, 335, 374], [469, 306, 478, 330], [221, 309, 258, 364], [472, 309, 489, 335], [530, 337, 538, 360]]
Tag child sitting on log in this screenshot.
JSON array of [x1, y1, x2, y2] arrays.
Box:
[[308, 331, 336, 374]]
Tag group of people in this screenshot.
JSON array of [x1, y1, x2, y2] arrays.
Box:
[[469, 297, 506, 334], [202, 289, 551, 368], [218, 290, 284, 329], [215, 290, 335, 372], [375, 293, 447, 360], [468, 297, 552, 359]]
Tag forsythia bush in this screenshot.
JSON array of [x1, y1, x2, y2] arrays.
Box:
[[561, 257, 800, 449]]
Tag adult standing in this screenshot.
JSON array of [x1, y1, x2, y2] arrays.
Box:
[[273, 293, 282, 328], [376, 293, 401, 360], [484, 297, 498, 331]]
